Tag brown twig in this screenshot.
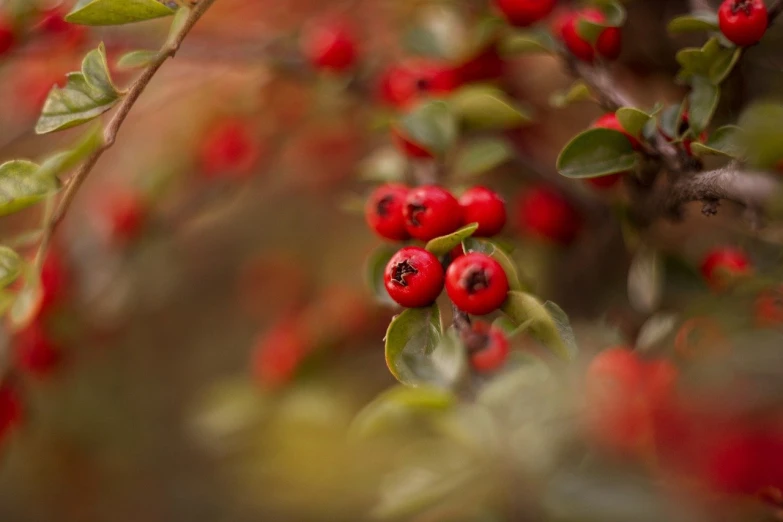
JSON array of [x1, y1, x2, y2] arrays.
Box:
[[34, 0, 219, 270]]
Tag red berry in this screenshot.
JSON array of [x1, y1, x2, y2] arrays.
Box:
[[384, 247, 445, 308], [459, 186, 507, 237], [493, 0, 556, 27], [585, 174, 623, 189], [251, 317, 309, 389], [0, 381, 22, 444], [403, 185, 462, 240], [13, 322, 62, 377], [0, 15, 14, 56], [560, 8, 621, 63], [592, 113, 641, 149], [449, 244, 465, 261], [301, 18, 358, 72], [674, 317, 729, 360], [445, 253, 509, 315], [36, 7, 87, 48], [700, 247, 752, 291], [452, 43, 505, 84], [39, 248, 68, 316], [755, 286, 783, 328], [718, 0, 768, 47], [199, 119, 261, 179], [469, 321, 510, 373], [378, 59, 459, 109], [100, 190, 146, 244], [365, 184, 410, 241], [516, 186, 582, 245], [391, 126, 434, 159]]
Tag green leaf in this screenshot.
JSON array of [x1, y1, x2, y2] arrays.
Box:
[[501, 28, 556, 55], [36, 44, 122, 134], [501, 291, 577, 361], [350, 385, 456, 439], [0, 160, 59, 216], [451, 85, 532, 130], [399, 100, 458, 157], [116, 49, 158, 69], [627, 245, 663, 314], [0, 247, 22, 288], [66, 0, 175, 25], [365, 246, 397, 306], [616, 107, 651, 137], [425, 223, 479, 256], [454, 138, 513, 177], [689, 125, 745, 158], [658, 103, 686, 139], [359, 146, 407, 182], [8, 265, 42, 330], [667, 12, 719, 34], [576, 0, 626, 43], [385, 304, 443, 387], [166, 5, 191, 47], [676, 37, 739, 85], [556, 128, 637, 179], [739, 102, 783, 167], [709, 46, 741, 84], [687, 76, 719, 134], [549, 80, 593, 108], [463, 238, 525, 292], [38, 125, 103, 179]]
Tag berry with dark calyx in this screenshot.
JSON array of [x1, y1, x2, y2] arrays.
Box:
[[199, 119, 261, 180], [365, 184, 410, 241], [0, 380, 22, 444], [391, 126, 434, 159], [301, 17, 358, 72], [403, 185, 462, 240], [560, 8, 621, 63], [446, 253, 509, 315], [700, 247, 752, 292], [718, 0, 768, 47], [516, 185, 582, 245], [468, 321, 510, 373], [493, 0, 556, 27], [384, 247, 445, 308], [378, 59, 459, 110], [13, 322, 62, 377], [459, 186, 507, 237]]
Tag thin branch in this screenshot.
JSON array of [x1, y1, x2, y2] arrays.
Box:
[[770, 0, 783, 24], [34, 0, 219, 269], [688, 0, 711, 13]]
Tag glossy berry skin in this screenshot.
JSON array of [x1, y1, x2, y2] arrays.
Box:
[[403, 185, 462, 241], [459, 186, 507, 237], [365, 184, 410, 241], [718, 0, 768, 47], [754, 286, 783, 328], [199, 119, 260, 179], [700, 247, 752, 291], [493, 0, 556, 27], [13, 323, 61, 377], [592, 113, 641, 149], [0, 381, 22, 444], [446, 253, 509, 315], [0, 16, 14, 56], [384, 247, 444, 308], [560, 8, 621, 63], [379, 59, 459, 109], [301, 19, 357, 72], [469, 322, 510, 373], [391, 126, 434, 159], [516, 186, 581, 245]]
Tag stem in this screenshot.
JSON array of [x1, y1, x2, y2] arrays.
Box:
[[34, 0, 219, 271]]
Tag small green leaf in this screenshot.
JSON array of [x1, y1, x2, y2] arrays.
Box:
[[359, 146, 407, 183], [8, 265, 42, 330], [451, 85, 532, 130], [709, 46, 741, 84], [576, 0, 625, 43], [667, 12, 719, 34], [549, 80, 593, 108], [66, 0, 175, 25], [676, 37, 738, 85], [687, 76, 719, 134], [399, 100, 458, 157], [501, 291, 577, 361], [425, 223, 479, 256], [616, 107, 651, 137], [0, 160, 60, 216], [658, 103, 686, 139], [350, 385, 456, 439], [385, 304, 443, 387], [501, 28, 556, 55], [365, 246, 397, 306], [454, 138, 513, 177], [38, 125, 103, 179], [556, 128, 637, 179], [627, 245, 664, 314], [739, 102, 783, 167], [0, 247, 22, 288], [36, 44, 122, 134], [166, 5, 191, 47], [117, 49, 158, 69], [689, 125, 745, 158], [463, 238, 525, 292]]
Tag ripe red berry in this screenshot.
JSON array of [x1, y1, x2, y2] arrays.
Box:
[[592, 113, 641, 149], [384, 247, 445, 308], [516, 185, 582, 245], [366, 184, 410, 241], [446, 253, 509, 315], [199, 119, 261, 179], [459, 186, 506, 237], [379, 59, 459, 110], [585, 174, 623, 190], [718, 0, 768, 47], [97, 190, 146, 244], [39, 248, 68, 316], [493, 0, 556, 27], [391, 126, 434, 159], [755, 286, 783, 328], [700, 247, 752, 291], [469, 321, 510, 372], [13, 322, 62, 377], [35, 7, 87, 48], [560, 8, 621, 63], [301, 18, 358, 72], [251, 316, 309, 389], [0, 15, 14, 56], [0, 381, 22, 444], [452, 42, 505, 84], [403, 185, 463, 240]]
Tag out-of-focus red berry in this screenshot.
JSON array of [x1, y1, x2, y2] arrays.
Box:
[[36, 7, 87, 49], [251, 317, 309, 390], [13, 322, 62, 377], [560, 8, 621, 63], [469, 321, 510, 373], [198, 119, 261, 180], [391, 126, 434, 159], [459, 186, 507, 237], [453, 43, 506, 84], [0, 381, 22, 444], [96, 190, 147, 244], [674, 317, 729, 360], [378, 59, 459, 110], [592, 112, 641, 149], [301, 18, 358, 72], [516, 185, 582, 245], [700, 247, 752, 292], [755, 286, 783, 328], [0, 15, 14, 56], [493, 0, 556, 27]]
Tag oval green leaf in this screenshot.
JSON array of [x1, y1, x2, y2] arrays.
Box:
[[0, 247, 22, 288], [426, 223, 479, 256], [66, 0, 175, 25], [556, 128, 637, 179], [501, 28, 556, 55], [687, 76, 719, 134], [616, 107, 651, 138], [689, 124, 745, 158], [385, 304, 443, 386], [454, 138, 513, 177], [399, 100, 458, 157], [501, 291, 577, 361], [0, 160, 60, 216], [117, 49, 158, 69], [667, 12, 719, 34], [549, 80, 593, 108], [450, 85, 532, 130]]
